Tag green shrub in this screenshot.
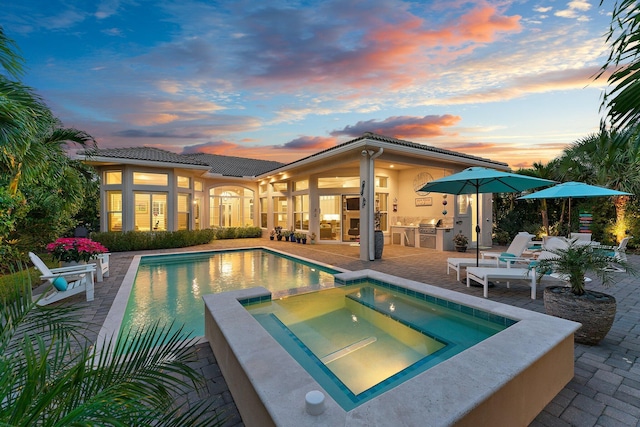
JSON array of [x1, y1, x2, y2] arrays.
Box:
[[90, 227, 262, 252]]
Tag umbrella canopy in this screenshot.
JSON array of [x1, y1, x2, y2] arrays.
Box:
[[519, 181, 631, 200], [420, 167, 555, 195], [518, 181, 632, 234], [420, 167, 555, 266]]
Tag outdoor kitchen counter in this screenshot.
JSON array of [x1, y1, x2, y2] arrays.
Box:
[[436, 227, 454, 251], [391, 225, 418, 247]]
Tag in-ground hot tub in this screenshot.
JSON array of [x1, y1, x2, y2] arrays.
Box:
[[204, 269, 579, 427]]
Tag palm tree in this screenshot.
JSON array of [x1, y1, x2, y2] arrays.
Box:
[[597, 0, 640, 131], [556, 128, 640, 241], [0, 270, 226, 426], [518, 160, 561, 236], [0, 83, 96, 196], [0, 26, 96, 245]]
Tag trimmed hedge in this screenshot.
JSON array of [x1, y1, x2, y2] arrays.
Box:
[[91, 227, 262, 252]]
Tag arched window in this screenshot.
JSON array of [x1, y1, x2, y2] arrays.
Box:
[[209, 186, 254, 227]]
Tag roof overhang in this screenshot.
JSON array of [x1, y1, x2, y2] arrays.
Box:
[[76, 154, 212, 171], [256, 136, 510, 180]]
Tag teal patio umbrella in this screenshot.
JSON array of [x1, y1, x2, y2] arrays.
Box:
[[420, 167, 555, 266], [518, 181, 632, 233]]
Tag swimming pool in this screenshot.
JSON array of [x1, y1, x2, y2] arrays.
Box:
[[111, 248, 341, 341], [246, 282, 512, 410]]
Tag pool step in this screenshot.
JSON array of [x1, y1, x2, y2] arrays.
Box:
[[320, 336, 377, 364]]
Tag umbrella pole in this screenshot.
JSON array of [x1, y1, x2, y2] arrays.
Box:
[[476, 189, 480, 267]]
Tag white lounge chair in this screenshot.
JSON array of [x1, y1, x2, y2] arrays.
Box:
[[466, 239, 573, 299], [466, 265, 538, 299], [447, 258, 499, 281], [596, 236, 632, 272], [481, 232, 535, 261], [29, 252, 96, 305], [89, 252, 110, 282], [570, 232, 592, 242]]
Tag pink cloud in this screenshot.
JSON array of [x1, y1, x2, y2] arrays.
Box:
[[438, 140, 568, 169], [181, 140, 310, 163], [457, 6, 521, 42], [240, 3, 521, 91], [279, 136, 338, 150], [332, 115, 461, 139]]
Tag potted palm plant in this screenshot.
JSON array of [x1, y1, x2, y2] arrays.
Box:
[[534, 239, 632, 345]]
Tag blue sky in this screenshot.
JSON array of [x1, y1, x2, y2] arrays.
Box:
[[3, 0, 612, 168]]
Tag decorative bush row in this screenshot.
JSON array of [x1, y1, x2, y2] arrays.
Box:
[[91, 227, 262, 252]]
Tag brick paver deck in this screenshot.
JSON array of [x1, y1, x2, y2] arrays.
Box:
[[49, 238, 640, 426]]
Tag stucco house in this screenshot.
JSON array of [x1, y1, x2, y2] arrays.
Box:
[[81, 132, 509, 261]]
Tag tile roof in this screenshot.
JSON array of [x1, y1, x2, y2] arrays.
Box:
[[276, 132, 509, 170], [185, 153, 284, 177], [86, 147, 210, 166], [85, 147, 285, 177], [85, 132, 507, 178]]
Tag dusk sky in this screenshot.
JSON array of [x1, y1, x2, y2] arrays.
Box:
[[4, 1, 613, 168]]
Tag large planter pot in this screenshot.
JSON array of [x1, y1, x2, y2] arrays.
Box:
[[374, 230, 384, 259], [543, 286, 617, 345], [455, 245, 467, 252]]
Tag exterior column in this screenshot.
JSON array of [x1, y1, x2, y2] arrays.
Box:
[[359, 155, 371, 261]]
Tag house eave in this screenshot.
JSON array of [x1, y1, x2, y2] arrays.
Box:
[[77, 155, 212, 171]]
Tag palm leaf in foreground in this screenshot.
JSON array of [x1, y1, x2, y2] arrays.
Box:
[[0, 264, 227, 426]]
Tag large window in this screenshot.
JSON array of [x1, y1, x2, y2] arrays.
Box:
[[106, 191, 122, 231], [319, 195, 341, 241], [134, 193, 167, 231], [209, 186, 254, 227], [177, 176, 190, 189], [375, 176, 388, 188], [194, 197, 201, 230], [375, 193, 388, 231], [293, 195, 309, 230], [105, 171, 122, 185], [272, 182, 287, 192], [133, 172, 168, 186], [177, 193, 190, 230], [318, 177, 359, 188], [272, 196, 287, 228], [294, 180, 308, 191], [260, 197, 268, 228]]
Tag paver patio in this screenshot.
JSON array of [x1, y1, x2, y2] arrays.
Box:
[[52, 238, 640, 426]]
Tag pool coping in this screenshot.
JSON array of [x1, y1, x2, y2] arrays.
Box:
[[96, 246, 349, 353], [204, 268, 581, 426]]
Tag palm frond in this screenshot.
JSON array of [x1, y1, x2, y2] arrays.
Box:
[[0, 266, 226, 426], [598, 0, 640, 130]]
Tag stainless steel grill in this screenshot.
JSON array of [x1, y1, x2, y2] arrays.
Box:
[[418, 219, 437, 248], [418, 219, 437, 235]]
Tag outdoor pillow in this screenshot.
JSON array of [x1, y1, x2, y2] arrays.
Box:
[[529, 260, 552, 275], [498, 252, 516, 264], [52, 276, 68, 291]]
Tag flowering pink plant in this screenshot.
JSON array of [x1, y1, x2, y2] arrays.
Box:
[[46, 238, 109, 263]]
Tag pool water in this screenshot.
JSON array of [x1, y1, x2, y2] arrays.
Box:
[[247, 283, 513, 410], [121, 249, 339, 338]]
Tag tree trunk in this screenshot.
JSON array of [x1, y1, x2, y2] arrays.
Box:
[[614, 195, 629, 242], [541, 199, 550, 236]]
